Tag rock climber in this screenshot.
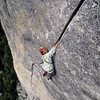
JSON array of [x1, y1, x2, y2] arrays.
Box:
[[39, 43, 59, 80]]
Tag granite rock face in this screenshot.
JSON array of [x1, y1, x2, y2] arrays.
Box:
[[0, 0, 100, 100]]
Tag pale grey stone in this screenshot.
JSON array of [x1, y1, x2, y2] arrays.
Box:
[[0, 0, 100, 100]]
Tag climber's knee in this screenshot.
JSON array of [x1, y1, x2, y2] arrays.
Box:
[[43, 71, 47, 77]]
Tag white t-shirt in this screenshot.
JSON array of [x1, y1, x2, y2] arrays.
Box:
[[40, 46, 56, 73]]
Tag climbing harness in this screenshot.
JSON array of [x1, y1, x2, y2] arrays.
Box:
[[54, 0, 85, 45]]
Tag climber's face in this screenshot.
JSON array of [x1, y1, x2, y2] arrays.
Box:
[[43, 48, 49, 54], [39, 47, 49, 55]]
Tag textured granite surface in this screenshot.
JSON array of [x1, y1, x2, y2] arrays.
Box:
[[0, 0, 100, 100]]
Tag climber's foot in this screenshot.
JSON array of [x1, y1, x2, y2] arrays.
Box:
[[48, 76, 52, 80]]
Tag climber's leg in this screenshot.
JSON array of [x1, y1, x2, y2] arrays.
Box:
[[43, 71, 47, 77], [47, 72, 54, 80]]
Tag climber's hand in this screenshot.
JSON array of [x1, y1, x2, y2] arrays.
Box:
[[54, 42, 59, 48]]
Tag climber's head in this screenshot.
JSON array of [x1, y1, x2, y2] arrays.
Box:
[[39, 47, 49, 55]]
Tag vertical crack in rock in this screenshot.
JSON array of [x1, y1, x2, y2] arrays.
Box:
[[0, 0, 100, 100]]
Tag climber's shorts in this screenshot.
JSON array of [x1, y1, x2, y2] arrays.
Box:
[[48, 69, 54, 74]]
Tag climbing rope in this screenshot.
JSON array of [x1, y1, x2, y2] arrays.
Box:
[[30, 62, 57, 100], [30, 0, 85, 85], [31, 63, 42, 88], [16, 52, 43, 98], [54, 0, 85, 46], [31, 63, 35, 89]]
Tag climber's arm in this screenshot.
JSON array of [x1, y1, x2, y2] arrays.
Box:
[[53, 42, 59, 48], [48, 43, 59, 57]]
